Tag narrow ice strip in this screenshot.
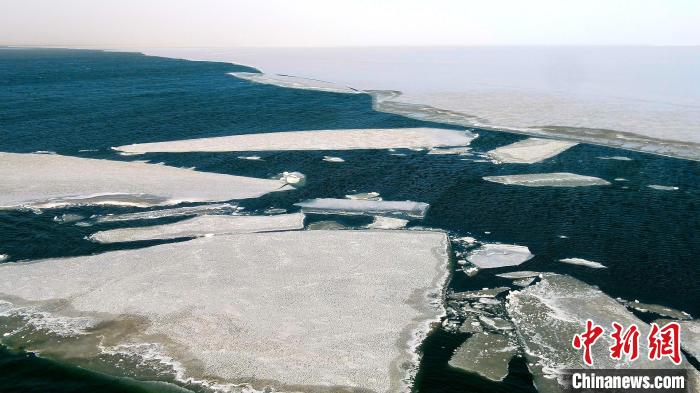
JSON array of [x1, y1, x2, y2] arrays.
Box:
[[624, 301, 691, 320], [597, 156, 633, 161], [113, 128, 476, 154], [295, 198, 429, 219], [89, 213, 305, 243], [559, 257, 607, 269], [448, 333, 517, 381], [230, 72, 360, 94], [483, 172, 610, 187], [496, 271, 541, 280], [0, 230, 449, 393], [466, 244, 534, 269], [648, 184, 679, 191], [507, 274, 698, 393], [94, 203, 239, 223], [487, 138, 577, 164], [0, 153, 289, 209]]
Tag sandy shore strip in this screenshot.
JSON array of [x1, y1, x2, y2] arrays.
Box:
[[113, 128, 476, 154], [507, 274, 698, 393], [0, 153, 290, 209], [295, 198, 429, 219], [230, 72, 361, 94], [483, 172, 610, 187], [0, 230, 449, 393], [487, 138, 577, 164], [89, 213, 305, 243]]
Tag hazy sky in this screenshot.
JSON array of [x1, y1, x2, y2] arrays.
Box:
[[2, 0, 698, 47]]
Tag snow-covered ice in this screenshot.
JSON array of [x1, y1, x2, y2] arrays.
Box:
[[488, 138, 577, 164], [466, 244, 534, 269], [483, 173, 610, 187], [559, 257, 607, 269]]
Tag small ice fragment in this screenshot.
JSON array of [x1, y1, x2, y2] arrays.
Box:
[[0, 254, 8, 262], [52, 213, 85, 224], [483, 173, 610, 187], [453, 236, 477, 244], [295, 198, 429, 220], [559, 257, 607, 269], [277, 171, 306, 186], [597, 156, 633, 161], [345, 192, 381, 201], [647, 185, 679, 191], [496, 271, 541, 280], [448, 287, 509, 301], [366, 216, 408, 230], [467, 244, 533, 269], [238, 155, 262, 161], [322, 156, 345, 163], [614, 178, 628, 182]]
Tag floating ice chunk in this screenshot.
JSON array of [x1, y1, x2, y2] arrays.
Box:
[[513, 277, 537, 287], [483, 172, 610, 187], [624, 301, 691, 320], [113, 128, 476, 154], [496, 271, 541, 280], [277, 171, 306, 186], [237, 155, 262, 161], [507, 274, 697, 393], [453, 236, 477, 245], [648, 184, 679, 191], [597, 156, 633, 161], [559, 257, 607, 269], [614, 178, 628, 181], [52, 213, 85, 224], [346, 192, 381, 201], [0, 230, 449, 393], [448, 287, 510, 301], [427, 146, 472, 155], [88, 214, 305, 243], [94, 203, 239, 223], [448, 333, 517, 381], [0, 153, 289, 209], [366, 216, 408, 230], [0, 254, 8, 262], [467, 244, 534, 269], [229, 72, 360, 94], [295, 198, 429, 220], [322, 156, 345, 163], [488, 138, 577, 164]]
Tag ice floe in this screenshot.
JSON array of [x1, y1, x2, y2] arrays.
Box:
[[0, 153, 289, 209], [495, 271, 541, 280], [346, 191, 381, 201], [426, 146, 472, 155], [483, 172, 610, 187], [322, 155, 345, 163], [52, 213, 85, 224], [113, 128, 476, 154], [88, 213, 305, 243], [488, 138, 577, 164], [94, 203, 240, 223], [597, 156, 633, 161], [366, 216, 409, 230], [237, 155, 262, 161], [648, 184, 680, 191], [466, 244, 534, 269], [0, 254, 8, 262], [623, 301, 691, 320], [295, 198, 429, 219], [559, 257, 607, 269], [276, 171, 306, 186], [449, 333, 518, 381], [507, 274, 698, 393], [0, 230, 449, 393], [229, 72, 360, 94]]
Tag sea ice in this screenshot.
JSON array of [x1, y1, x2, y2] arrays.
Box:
[[487, 138, 577, 164], [495, 271, 541, 280], [559, 257, 607, 269], [322, 156, 345, 163], [345, 191, 381, 201], [0, 230, 449, 393], [229, 72, 360, 94], [0, 153, 289, 209], [113, 128, 476, 154], [597, 156, 633, 161], [89, 214, 305, 243], [295, 198, 429, 219], [507, 274, 698, 393], [648, 184, 679, 191], [0, 254, 8, 262], [93, 203, 239, 223], [448, 287, 510, 301], [466, 244, 534, 269], [624, 301, 691, 320], [426, 146, 472, 155], [448, 333, 517, 381], [366, 216, 409, 230], [483, 173, 610, 187]]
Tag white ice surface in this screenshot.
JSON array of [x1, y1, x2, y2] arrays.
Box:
[[89, 213, 305, 243], [488, 138, 577, 164], [448, 333, 517, 381], [483, 172, 610, 187], [230, 72, 360, 94], [466, 244, 534, 269], [559, 258, 607, 269], [114, 128, 475, 154], [0, 230, 449, 393], [0, 153, 288, 209], [295, 198, 429, 219]]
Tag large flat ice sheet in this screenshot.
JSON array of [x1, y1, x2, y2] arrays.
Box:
[[487, 138, 577, 164], [89, 213, 305, 243], [507, 274, 698, 393], [230, 72, 360, 94], [483, 172, 610, 187], [0, 230, 449, 393], [295, 198, 429, 219], [113, 128, 475, 154], [0, 153, 289, 208]]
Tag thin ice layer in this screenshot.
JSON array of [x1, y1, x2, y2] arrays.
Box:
[[448, 333, 517, 381], [507, 274, 698, 393], [483, 173, 610, 187], [113, 128, 476, 154], [466, 244, 534, 269], [230, 72, 360, 94], [94, 203, 239, 223], [0, 153, 289, 209], [89, 214, 305, 243], [0, 230, 449, 393], [487, 138, 577, 164], [295, 198, 429, 219]]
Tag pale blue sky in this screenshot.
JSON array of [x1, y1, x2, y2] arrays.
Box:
[[1, 0, 698, 47]]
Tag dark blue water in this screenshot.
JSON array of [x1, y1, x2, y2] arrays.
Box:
[[0, 48, 698, 393]]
